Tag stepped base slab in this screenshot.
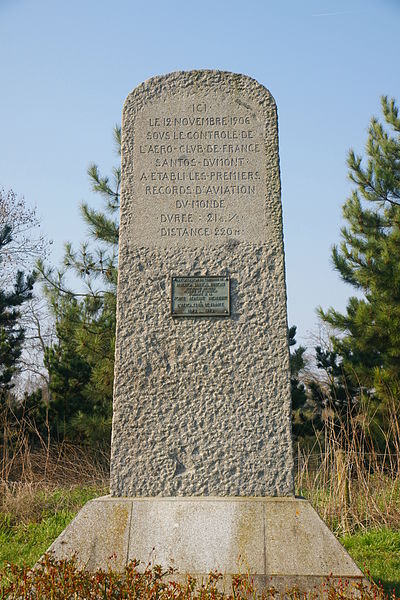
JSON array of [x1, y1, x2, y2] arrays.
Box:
[[47, 496, 365, 594]]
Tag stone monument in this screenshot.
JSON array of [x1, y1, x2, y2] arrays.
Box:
[[111, 69, 293, 498], [48, 71, 365, 593]]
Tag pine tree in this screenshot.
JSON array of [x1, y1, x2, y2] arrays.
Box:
[[289, 326, 307, 411], [319, 96, 400, 420], [37, 127, 120, 446], [289, 326, 317, 446]]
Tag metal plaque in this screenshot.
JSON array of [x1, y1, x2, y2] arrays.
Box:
[[171, 276, 230, 317]]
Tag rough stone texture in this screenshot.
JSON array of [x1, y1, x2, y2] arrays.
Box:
[[111, 70, 294, 497], [48, 496, 365, 592]]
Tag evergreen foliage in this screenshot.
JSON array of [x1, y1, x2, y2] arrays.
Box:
[[36, 127, 121, 446], [289, 326, 321, 446], [289, 325, 307, 412], [319, 96, 400, 433], [308, 347, 359, 419]]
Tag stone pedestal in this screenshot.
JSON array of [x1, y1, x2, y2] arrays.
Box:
[[48, 496, 364, 592]]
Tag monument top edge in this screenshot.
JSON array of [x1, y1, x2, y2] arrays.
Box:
[[123, 70, 276, 109]]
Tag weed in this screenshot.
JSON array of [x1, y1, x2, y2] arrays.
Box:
[[0, 555, 395, 600]]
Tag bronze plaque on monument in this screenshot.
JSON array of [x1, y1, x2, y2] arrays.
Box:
[[171, 276, 230, 317]]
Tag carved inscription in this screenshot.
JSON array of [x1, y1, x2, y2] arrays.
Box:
[[171, 276, 230, 317], [132, 94, 266, 246]]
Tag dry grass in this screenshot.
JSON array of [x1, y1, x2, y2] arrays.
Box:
[[0, 437, 109, 526], [0, 417, 398, 594], [295, 401, 400, 535], [0, 394, 400, 540], [0, 406, 110, 486], [1, 413, 400, 535], [296, 450, 400, 535]]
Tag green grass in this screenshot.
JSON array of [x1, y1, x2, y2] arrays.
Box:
[[0, 510, 73, 566], [0, 485, 399, 597], [0, 485, 104, 566], [341, 529, 400, 596]]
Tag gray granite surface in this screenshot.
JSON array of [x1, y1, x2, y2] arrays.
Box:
[[111, 71, 294, 496]]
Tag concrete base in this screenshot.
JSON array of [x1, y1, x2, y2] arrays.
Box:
[[47, 496, 365, 593]]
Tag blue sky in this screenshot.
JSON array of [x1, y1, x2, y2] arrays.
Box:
[[1, 0, 399, 344]]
